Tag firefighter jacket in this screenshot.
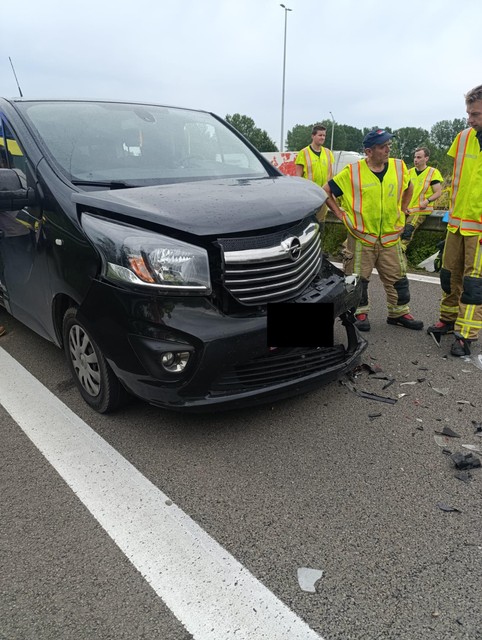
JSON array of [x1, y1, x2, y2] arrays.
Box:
[[332, 158, 409, 247], [407, 165, 443, 214], [295, 145, 334, 187], [447, 127, 482, 236]]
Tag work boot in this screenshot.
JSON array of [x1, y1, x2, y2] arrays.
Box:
[[450, 335, 476, 357], [427, 320, 454, 335], [386, 314, 423, 330], [354, 313, 370, 332], [0, 325, 5, 337]]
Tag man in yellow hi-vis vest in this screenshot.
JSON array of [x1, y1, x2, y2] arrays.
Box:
[[401, 147, 443, 250], [295, 124, 334, 222], [427, 84, 482, 356], [323, 128, 423, 333]]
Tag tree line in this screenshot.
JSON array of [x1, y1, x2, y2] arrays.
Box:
[[225, 113, 467, 176]]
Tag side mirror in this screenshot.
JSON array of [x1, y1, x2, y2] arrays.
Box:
[[0, 168, 36, 211]]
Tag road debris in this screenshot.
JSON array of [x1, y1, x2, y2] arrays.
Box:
[[434, 427, 461, 438], [297, 567, 323, 593], [356, 391, 397, 404], [450, 452, 481, 470], [382, 379, 395, 390], [472, 420, 482, 435], [461, 443, 482, 453], [436, 502, 461, 513], [368, 412, 382, 421], [428, 331, 442, 347], [454, 471, 472, 483], [430, 385, 449, 396], [340, 378, 397, 404], [400, 381, 417, 386]]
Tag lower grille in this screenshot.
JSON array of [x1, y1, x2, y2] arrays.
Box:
[[211, 345, 346, 393]]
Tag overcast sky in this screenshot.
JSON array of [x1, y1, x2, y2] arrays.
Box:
[[1, 0, 480, 148]]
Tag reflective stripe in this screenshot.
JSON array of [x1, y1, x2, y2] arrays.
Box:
[[450, 129, 471, 210], [394, 159, 404, 202], [471, 237, 482, 278], [324, 147, 333, 180], [448, 218, 482, 232], [414, 167, 435, 212], [343, 213, 378, 244], [347, 158, 404, 246], [441, 304, 459, 314], [303, 148, 313, 181], [449, 129, 472, 225]]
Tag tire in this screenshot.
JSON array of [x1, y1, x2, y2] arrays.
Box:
[[62, 307, 127, 413]]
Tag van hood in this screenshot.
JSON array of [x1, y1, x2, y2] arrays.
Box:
[[71, 176, 327, 236]]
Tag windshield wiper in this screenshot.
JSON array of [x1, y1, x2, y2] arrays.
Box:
[[71, 180, 134, 189]]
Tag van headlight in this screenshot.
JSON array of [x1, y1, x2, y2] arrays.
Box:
[[81, 213, 211, 294]]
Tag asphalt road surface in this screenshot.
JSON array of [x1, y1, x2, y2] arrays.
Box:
[[1, 274, 481, 640]]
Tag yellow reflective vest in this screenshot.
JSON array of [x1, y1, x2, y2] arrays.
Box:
[[447, 128, 482, 235], [295, 145, 334, 187], [407, 166, 443, 215], [333, 158, 409, 247]]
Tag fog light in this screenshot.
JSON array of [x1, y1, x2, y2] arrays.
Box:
[[161, 351, 191, 373]]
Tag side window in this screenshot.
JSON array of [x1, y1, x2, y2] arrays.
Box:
[[1, 119, 27, 175]]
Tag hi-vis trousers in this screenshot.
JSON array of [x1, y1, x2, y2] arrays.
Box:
[[343, 234, 411, 318], [439, 229, 482, 340]]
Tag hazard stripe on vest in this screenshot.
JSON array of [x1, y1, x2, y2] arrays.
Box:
[[447, 128, 482, 232], [303, 148, 313, 181], [345, 159, 404, 245]]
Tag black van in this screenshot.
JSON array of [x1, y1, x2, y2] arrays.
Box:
[[0, 99, 365, 412]]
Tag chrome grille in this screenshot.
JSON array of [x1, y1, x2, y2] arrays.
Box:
[[221, 221, 322, 304]]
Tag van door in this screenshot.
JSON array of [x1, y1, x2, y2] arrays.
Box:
[[0, 118, 53, 340]]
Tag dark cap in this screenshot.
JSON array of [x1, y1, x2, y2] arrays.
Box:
[[363, 129, 393, 148]]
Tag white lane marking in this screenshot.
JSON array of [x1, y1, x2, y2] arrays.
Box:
[[0, 347, 323, 640], [332, 262, 440, 284]]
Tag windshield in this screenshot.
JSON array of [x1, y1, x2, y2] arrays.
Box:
[[17, 101, 269, 185]]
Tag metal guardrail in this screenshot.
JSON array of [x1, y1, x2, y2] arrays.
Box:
[[326, 210, 447, 232]]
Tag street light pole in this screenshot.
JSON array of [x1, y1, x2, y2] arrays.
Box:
[[280, 4, 292, 152], [329, 111, 335, 151]]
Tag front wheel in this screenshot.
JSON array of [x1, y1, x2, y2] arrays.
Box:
[[62, 307, 127, 413]]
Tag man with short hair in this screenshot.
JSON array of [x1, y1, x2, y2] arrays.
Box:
[[295, 124, 334, 221], [323, 128, 423, 332], [401, 147, 443, 249], [427, 84, 482, 356]]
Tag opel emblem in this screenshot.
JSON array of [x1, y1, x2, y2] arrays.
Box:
[[281, 236, 302, 262]]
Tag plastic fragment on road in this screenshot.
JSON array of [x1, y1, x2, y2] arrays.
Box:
[[436, 502, 461, 513], [454, 470, 472, 483], [428, 331, 442, 347], [418, 251, 438, 272], [430, 386, 449, 396], [340, 378, 397, 404], [434, 426, 461, 438], [400, 381, 417, 386], [450, 452, 481, 470], [357, 390, 397, 404], [463, 353, 482, 371], [382, 378, 395, 390], [434, 435, 453, 449], [368, 412, 382, 421], [472, 420, 482, 435], [297, 567, 323, 593], [462, 443, 482, 453]]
